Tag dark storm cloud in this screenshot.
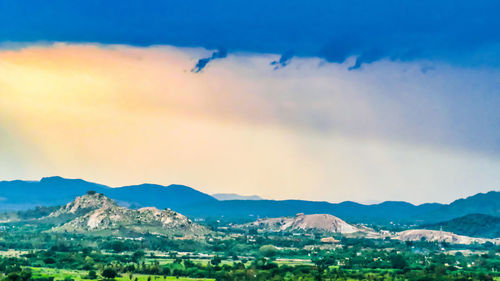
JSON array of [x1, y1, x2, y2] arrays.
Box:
[[191, 48, 227, 73], [348, 49, 385, 70], [1, 0, 500, 69], [270, 50, 294, 70]]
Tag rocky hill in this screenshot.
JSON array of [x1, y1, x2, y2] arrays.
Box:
[[48, 192, 209, 237], [242, 213, 362, 234], [48, 191, 115, 219], [395, 229, 499, 245]]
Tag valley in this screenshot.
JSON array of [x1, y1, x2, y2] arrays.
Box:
[[0, 183, 498, 281]]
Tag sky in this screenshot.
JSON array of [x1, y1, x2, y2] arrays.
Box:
[[0, 1, 499, 204]]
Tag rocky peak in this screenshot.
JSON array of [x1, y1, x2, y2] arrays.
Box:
[[49, 191, 117, 217], [290, 214, 360, 233]]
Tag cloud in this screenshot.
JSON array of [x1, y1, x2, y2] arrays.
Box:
[[421, 65, 436, 74], [348, 49, 385, 70], [1, 0, 500, 69], [0, 44, 499, 203], [270, 50, 294, 70], [191, 48, 227, 73]]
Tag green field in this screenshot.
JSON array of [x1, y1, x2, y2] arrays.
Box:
[[28, 267, 214, 281]]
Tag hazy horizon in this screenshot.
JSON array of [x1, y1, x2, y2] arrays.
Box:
[[0, 175, 496, 205]]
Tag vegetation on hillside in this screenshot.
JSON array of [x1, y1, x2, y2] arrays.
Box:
[[422, 214, 500, 239]]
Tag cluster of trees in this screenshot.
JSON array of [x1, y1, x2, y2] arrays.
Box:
[[0, 252, 497, 281], [0, 219, 499, 281], [0, 220, 497, 260]]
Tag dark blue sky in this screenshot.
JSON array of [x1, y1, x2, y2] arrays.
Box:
[[1, 0, 500, 69]]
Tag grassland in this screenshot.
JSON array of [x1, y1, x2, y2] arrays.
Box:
[[28, 267, 214, 281]]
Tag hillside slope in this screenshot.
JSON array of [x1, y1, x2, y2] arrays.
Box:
[[417, 191, 499, 222], [421, 214, 500, 238], [396, 229, 499, 245], [48, 192, 209, 237]]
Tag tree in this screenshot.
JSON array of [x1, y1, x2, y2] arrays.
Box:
[[390, 254, 408, 270], [132, 250, 145, 263], [5, 273, 21, 281], [168, 252, 177, 259], [258, 245, 278, 258], [101, 268, 118, 279], [162, 268, 170, 276], [312, 255, 336, 281], [19, 269, 32, 281], [87, 271, 97, 279], [44, 257, 56, 264], [111, 241, 126, 253], [211, 256, 222, 267]]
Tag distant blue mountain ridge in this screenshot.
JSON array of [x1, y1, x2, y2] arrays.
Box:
[[0, 176, 216, 211], [0, 177, 498, 224]]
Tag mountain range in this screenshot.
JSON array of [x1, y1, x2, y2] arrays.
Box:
[[1, 188, 498, 242], [0, 177, 498, 225], [178, 199, 443, 223], [0, 176, 216, 211], [179, 192, 499, 224]]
